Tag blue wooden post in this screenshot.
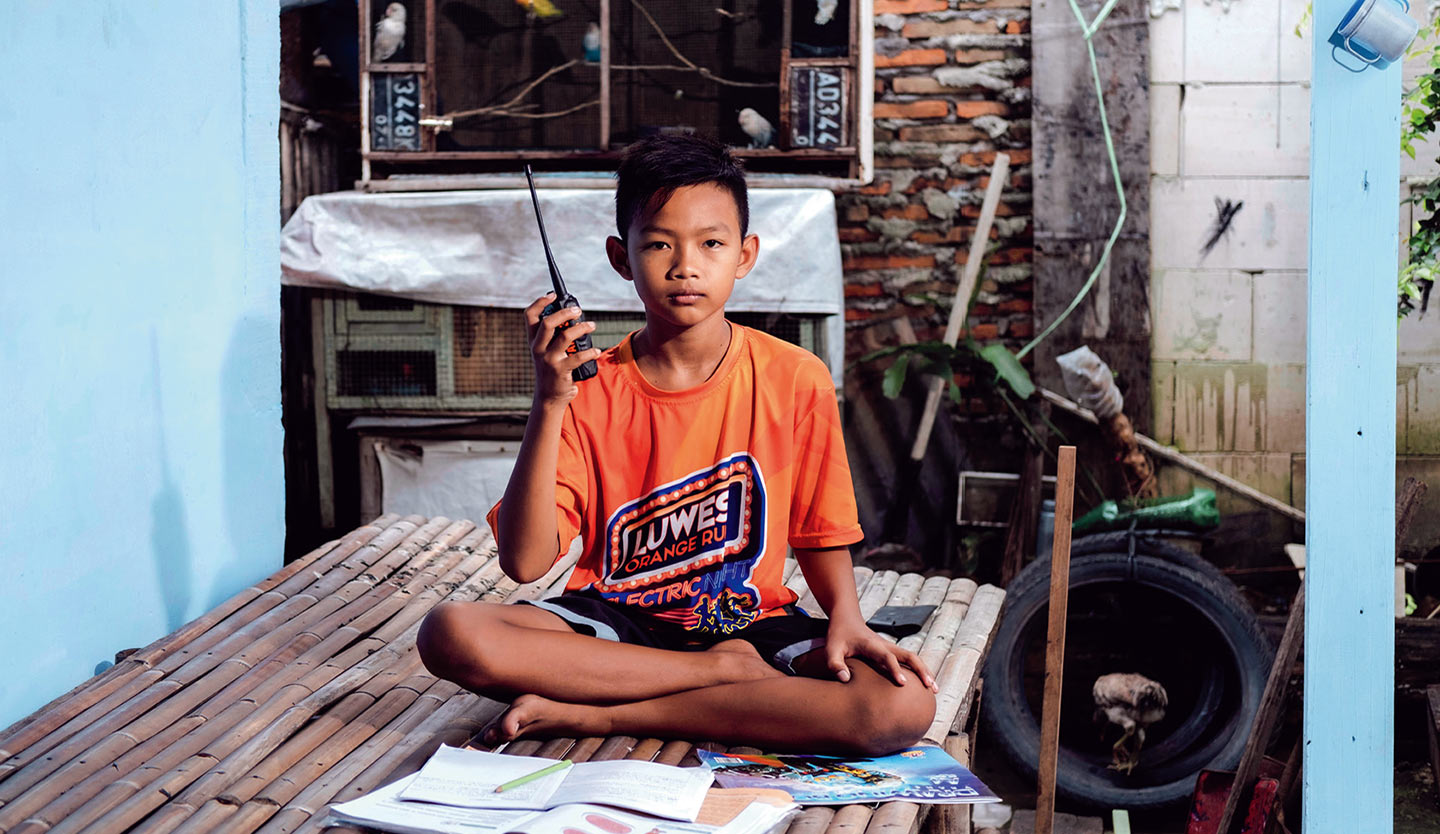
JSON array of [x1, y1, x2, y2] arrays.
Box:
[[1306, 1, 1399, 830]]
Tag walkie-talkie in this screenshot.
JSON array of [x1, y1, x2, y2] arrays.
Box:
[[525, 163, 598, 382]]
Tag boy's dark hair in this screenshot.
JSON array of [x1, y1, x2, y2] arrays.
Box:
[[614, 133, 749, 241]]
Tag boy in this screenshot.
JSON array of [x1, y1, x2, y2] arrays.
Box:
[[417, 134, 935, 756]]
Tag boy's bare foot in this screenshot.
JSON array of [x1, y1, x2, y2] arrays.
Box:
[[704, 639, 786, 681], [487, 694, 611, 745]]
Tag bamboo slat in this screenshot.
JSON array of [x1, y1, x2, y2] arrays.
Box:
[[897, 577, 953, 654], [790, 806, 838, 834], [563, 737, 606, 763], [857, 570, 898, 620], [922, 585, 1005, 746], [862, 801, 920, 834], [625, 738, 666, 762], [915, 578, 978, 674], [825, 803, 875, 834]]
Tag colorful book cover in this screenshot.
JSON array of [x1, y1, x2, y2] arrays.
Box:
[[695, 746, 1001, 805]]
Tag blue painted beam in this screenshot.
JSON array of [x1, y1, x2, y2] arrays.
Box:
[[1306, 2, 1400, 831]]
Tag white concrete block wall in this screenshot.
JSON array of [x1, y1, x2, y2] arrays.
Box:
[[1148, 0, 1440, 512]]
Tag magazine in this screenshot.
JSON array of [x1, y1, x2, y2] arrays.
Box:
[[694, 746, 1001, 805], [397, 746, 715, 821], [329, 774, 798, 834]]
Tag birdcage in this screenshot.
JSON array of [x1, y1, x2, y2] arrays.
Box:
[[359, 0, 868, 181]]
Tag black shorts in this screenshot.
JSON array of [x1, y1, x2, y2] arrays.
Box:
[[523, 588, 830, 675]]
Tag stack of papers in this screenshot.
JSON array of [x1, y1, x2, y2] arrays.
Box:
[[327, 746, 797, 834]]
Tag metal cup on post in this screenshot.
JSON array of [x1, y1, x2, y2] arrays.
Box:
[[1329, 0, 1421, 71]]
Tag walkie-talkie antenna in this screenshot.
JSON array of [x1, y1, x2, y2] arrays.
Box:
[[524, 164, 568, 298]]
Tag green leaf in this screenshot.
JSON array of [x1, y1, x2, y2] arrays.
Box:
[[882, 353, 911, 399], [978, 344, 1035, 399]]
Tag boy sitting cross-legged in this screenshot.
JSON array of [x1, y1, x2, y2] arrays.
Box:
[[417, 134, 936, 756]]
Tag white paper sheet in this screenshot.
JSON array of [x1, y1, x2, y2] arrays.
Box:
[[399, 746, 713, 821], [330, 774, 541, 834]]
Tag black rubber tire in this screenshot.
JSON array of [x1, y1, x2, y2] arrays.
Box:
[[981, 532, 1273, 811]]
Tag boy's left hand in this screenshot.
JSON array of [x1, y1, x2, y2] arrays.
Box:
[[824, 615, 937, 691]]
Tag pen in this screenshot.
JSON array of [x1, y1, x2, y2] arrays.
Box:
[[494, 759, 573, 793]]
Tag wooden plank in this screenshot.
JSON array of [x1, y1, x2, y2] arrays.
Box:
[[1035, 446, 1077, 834], [1306, 0, 1400, 827], [1214, 586, 1304, 834], [910, 153, 1010, 460]]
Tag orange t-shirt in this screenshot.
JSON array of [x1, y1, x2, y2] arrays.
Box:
[[487, 323, 863, 636]]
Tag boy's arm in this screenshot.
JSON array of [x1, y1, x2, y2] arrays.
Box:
[[794, 547, 937, 691], [496, 294, 602, 583]]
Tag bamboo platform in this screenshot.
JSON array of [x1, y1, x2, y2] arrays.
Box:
[[0, 515, 1005, 834]]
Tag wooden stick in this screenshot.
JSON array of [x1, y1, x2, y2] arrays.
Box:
[[1039, 387, 1306, 523], [1214, 585, 1304, 834], [1035, 445, 1077, 834], [910, 153, 1011, 461]]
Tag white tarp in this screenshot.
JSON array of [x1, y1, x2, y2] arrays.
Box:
[[375, 439, 519, 524], [279, 188, 844, 314]]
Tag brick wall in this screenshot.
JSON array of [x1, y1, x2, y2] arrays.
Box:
[[839, 0, 1034, 371], [839, 0, 1034, 563]]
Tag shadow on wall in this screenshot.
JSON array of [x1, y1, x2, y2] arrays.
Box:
[[150, 329, 194, 633], [213, 314, 282, 609]]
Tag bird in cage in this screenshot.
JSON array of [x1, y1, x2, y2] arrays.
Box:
[[516, 0, 564, 19], [583, 22, 601, 62], [738, 108, 774, 149], [815, 0, 839, 24], [372, 2, 406, 62]]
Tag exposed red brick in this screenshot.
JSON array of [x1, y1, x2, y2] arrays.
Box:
[[954, 101, 1008, 118], [961, 202, 1017, 218], [898, 124, 985, 143], [1005, 19, 1030, 34], [843, 204, 871, 222], [882, 204, 931, 220], [998, 298, 1033, 313], [874, 100, 950, 119], [910, 231, 946, 244], [989, 247, 1034, 265], [969, 303, 996, 317], [1007, 319, 1035, 339], [838, 227, 879, 243], [892, 76, 948, 95], [954, 49, 1009, 65], [845, 308, 869, 322], [842, 253, 936, 270], [874, 49, 948, 68], [969, 323, 1000, 340], [956, 0, 1030, 6], [845, 282, 886, 297], [874, 0, 948, 11], [903, 20, 1001, 38], [858, 180, 892, 195]]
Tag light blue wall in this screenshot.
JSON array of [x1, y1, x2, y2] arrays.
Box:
[[0, 1, 282, 728]]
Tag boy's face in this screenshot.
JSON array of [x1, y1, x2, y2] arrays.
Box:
[[606, 183, 759, 332]]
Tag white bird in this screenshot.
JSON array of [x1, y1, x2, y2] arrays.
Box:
[[372, 3, 407, 63], [738, 108, 774, 148], [1092, 673, 1168, 775], [583, 22, 601, 62], [815, 0, 838, 24]]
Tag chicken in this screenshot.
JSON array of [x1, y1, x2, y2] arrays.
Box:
[[1092, 672, 1167, 775]]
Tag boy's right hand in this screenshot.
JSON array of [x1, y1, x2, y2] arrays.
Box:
[[526, 293, 603, 405]]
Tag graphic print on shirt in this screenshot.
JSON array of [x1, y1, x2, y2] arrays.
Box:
[[599, 453, 768, 634]]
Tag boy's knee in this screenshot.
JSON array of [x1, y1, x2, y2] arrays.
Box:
[[417, 601, 477, 681], [849, 677, 936, 757]]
